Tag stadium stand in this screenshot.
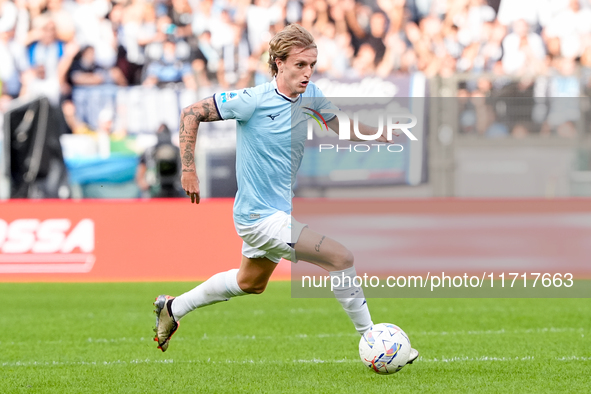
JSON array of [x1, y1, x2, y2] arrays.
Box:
[[1, 0, 590, 198]]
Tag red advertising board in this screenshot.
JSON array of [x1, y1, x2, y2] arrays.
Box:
[[0, 199, 291, 282], [2, 198, 590, 282]]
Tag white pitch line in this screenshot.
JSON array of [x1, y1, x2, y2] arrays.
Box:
[[415, 327, 586, 337], [2, 356, 590, 368], [0, 327, 585, 347], [420, 356, 591, 362], [420, 356, 537, 362]]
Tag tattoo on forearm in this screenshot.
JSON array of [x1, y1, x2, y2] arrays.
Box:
[[315, 236, 326, 252], [179, 97, 220, 171], [182, 144, 194, 168], [179, 136, 195, 144], [185, 115, 197, 129]]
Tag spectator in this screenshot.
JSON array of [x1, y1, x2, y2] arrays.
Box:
[[72, 0, 116, 67], [406, 0, 437, 22], [12, 0, 30, 44], [143, 37, 195, 89], [168, 0, 193, 39], [246, 0, 281, 55], [377, 29, 408, 76], [501, 19, 546, 75], [118, 0, 153, 84], [544, 0, 591, 59], [443, 25, 462, 59], [144, 14, 191, 66], [45, 0, 75, 43], [343, 0, 374, 56], [544, 57, 581, 138], [191, 0, 213, 37], [0, 0, 17, 36], [67, 46, 127, 88], [209, 9, 234, 52], [351, 43, 377, 77], [365, 11, 388, 65], [285, 0, 302, 24], [218, 24, 252, 89], [478, 20, 504, 71], [454, 0, 496, 46], [20, 16, 70, 104], [332, 31, 355, 76], [311, 0, 330, 35], [192, 30, 220, 84], [315, 22, 339, 76], [300, 3, 316, 35], [496, 0, 544, 27], [0, 26, 28, 98]]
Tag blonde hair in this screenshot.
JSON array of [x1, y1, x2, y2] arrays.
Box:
[[268, 24, 317, 77]]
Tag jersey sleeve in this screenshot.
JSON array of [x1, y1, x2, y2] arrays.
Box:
[[213, 88, 256, 122], [311, 83, 339, 121]]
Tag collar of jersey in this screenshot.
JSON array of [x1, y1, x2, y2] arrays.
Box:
[[272, 78, 301, 103]]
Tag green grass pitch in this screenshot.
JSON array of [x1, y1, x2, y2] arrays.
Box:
[[2, 281, 590, 393]]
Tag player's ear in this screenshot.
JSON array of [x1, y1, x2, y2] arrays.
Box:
[[275, 57, 283, 73]]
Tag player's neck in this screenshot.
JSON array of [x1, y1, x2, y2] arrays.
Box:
[[275, 76, 299, 99]]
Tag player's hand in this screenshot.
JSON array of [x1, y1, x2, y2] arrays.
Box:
[[375, 121, 400, 143], [181, 172, 200, 204]]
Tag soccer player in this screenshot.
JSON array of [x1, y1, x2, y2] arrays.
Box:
[[153, 24, 419, 365]]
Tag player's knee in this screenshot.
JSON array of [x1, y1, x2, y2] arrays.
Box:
[[331, 248, 354, 271], [238, 279, 268, 294], [244, 283, 267, 294]]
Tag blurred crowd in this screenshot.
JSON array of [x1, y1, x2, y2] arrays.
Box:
[[1, 0, 591, 132], [1, 0, 590, 197]]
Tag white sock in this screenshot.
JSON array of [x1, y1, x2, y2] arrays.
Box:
[[171, 269, 247, 320], [331, 267, 373, 335]]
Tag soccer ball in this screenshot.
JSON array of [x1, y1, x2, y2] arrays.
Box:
[[359, 323, 411, 374]]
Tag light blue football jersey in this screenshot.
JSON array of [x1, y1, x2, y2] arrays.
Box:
[[213, 79, 337, 225]]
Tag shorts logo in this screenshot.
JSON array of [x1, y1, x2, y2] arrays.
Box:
[[249, 213, 260, 220]]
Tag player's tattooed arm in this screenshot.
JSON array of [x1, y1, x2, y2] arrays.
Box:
[[179, 96, 221, 204], [179, 96, 221, 173]]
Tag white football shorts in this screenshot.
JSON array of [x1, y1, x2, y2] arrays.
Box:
[[234, 211, 308, 263]]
